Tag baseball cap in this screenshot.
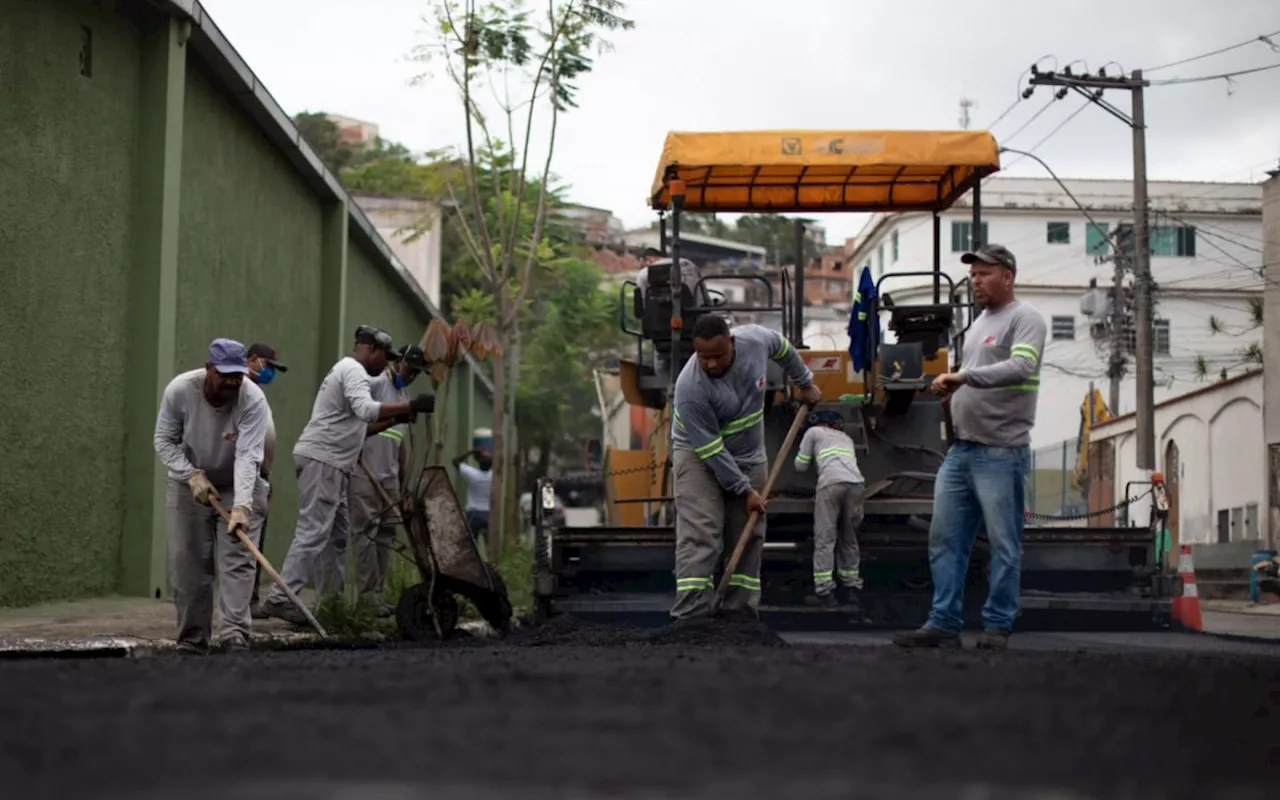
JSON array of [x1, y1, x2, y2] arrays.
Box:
[[247, 342, 288, 373], [400, 344, 430, 372], [960, 243, 1017, 273], [208, 338, 250, 375]]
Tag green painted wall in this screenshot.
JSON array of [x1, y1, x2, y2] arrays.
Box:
[[0, 0, 142, 605], [173, 63, 326, 567], [0, 0, 500, 606]]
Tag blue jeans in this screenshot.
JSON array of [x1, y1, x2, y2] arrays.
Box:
[[926, 440, 1029, 634]]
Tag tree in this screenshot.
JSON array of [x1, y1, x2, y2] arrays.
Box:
[[294, 110, 420, 177], [1194, 296, 1264, 381], [413, 0, 634, 558]]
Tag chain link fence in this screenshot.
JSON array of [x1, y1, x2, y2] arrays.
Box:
[[1026, 437, 1088, 521]]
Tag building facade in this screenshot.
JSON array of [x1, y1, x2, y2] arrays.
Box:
[[1089, 370, 1266, 561], [349, 192, 444, 309], [844, 176, 1265, 448]]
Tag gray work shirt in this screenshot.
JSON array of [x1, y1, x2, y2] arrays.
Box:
[[359, 372, 409, 483], [794, 426, 865, 490], [949, 299, 1048, 448], [153, 368, 270, 510], [293, 356, 385, 472]]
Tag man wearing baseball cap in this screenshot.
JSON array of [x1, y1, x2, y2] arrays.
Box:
[[259, 326, 434, 625], [894, 242, 1047, 651], [153, 338, 271, 654], [349, 344, 432, 615], [244, 343, 287, 617]]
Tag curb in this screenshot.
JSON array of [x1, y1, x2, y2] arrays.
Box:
[[0, 637, 160, 661]]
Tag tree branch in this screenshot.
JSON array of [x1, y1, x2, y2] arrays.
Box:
[[503, 0, 576, 281], [454, 0, 499, 285]]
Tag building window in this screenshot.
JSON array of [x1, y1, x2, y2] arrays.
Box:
[[1046, 221, 1070, 244], [1051, 315, 1075, 341], [1122, 318, 1171, 356], [1246, 503, 1259, 540], [1149, 225, 1196, 257], [877, 244, 884, 273], [891, 229, 899, 262], [951, 220, 988, 252], [1085, 222, 1110, 256]]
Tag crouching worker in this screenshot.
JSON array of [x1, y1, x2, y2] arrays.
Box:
[[350, 345, 431, 617], [153, 338, 270, 654], [670, 315, 820, 621], [794, 411, 866, 608]]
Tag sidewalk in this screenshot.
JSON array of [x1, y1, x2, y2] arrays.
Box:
[[0, 595, 313, 657]]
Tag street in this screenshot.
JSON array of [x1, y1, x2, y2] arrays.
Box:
[[1, 617, 1276, 800]]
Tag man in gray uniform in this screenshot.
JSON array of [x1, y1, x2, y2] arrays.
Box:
[[793, 411, 866, 608], [259, 326, 434, 625], [349, 345, 430, 616], [669, 315, 821, 621], [245, 342, 287, 617], [153, 338, 271, 654], [894, 243, 1046, 650]]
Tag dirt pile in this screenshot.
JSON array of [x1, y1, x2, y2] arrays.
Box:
[[645, 615, 787, 648]]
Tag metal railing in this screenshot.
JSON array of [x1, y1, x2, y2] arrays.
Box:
[[1026, 436, 1087, 519]]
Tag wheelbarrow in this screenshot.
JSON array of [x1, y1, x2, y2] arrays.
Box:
[[393, 465, 513, 641]]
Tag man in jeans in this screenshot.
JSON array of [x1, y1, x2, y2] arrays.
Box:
[[894, 243, 1046, 650]]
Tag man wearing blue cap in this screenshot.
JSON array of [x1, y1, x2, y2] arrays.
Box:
[[153, 338, 271, 654]]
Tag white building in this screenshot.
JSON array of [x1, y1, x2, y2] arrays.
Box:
[[349, 192, 443, 309], [844, 176, 1265, 447], [1090, 369, 1264, 562]]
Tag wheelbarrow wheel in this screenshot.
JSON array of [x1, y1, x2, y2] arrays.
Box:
[[395, 582, 459, 642], [483, 565, 514, 635]]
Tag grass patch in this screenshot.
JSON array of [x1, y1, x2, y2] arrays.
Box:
[[311, 593, 396, 640]]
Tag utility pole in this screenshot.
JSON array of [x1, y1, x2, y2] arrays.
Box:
[[1108, 246, 1127, 414], [1027, 66, 1155, 471], [1262, 165, 1280, 550], [959, 98, 975, 130]]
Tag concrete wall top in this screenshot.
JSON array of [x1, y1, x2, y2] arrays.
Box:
[[154, 0, 493, 394]]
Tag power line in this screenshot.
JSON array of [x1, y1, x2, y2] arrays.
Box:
[[1144, 29, 1280, 73], [1003, 98, 1092, 169], [1149, 61, 1280, 86]]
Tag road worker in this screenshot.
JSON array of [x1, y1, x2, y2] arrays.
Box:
[[669, 315, 821, 621], [244, 342, 287, 618], [258, 326, 435, 626], [153, 338, 270, 654], [894, 243, 1046, 651], [349, 345, 430, 617], [793, 410, 866, 608], [452, 447, 494, 546]]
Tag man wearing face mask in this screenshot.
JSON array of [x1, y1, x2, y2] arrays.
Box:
[[153, 338, 270, 654], [244, 343, 287, 618], [349, 345, 430, 616], [259, 326, 435, 626]]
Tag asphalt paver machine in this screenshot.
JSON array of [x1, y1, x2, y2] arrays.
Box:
[[532, 129, 1175, 629]]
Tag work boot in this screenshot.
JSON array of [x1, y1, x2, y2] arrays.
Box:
[[804, 592, 839, 609], [975, 628, 1010, 650], [892, 625, 962, 649], [175, 640, 208, 656], [219, 636, 250, 653], [250, 603, 268, 620], [259, 597, 309, 627]]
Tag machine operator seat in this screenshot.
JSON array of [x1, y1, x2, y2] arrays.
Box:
[[887, 302, 954, 361], [637, 260, 703, 377]]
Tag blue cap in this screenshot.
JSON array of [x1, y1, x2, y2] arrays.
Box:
[[208, 338, 250, 375]]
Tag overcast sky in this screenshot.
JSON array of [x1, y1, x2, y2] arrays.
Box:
[[200, 0, 1280, 243]]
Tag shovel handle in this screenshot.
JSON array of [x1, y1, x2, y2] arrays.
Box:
[[716, 407, 809, 597], [210, 498, 329, 638]]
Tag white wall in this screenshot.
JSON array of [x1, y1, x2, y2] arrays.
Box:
[[1095, 372, 1264, 539], [351, 194, 443, 309]]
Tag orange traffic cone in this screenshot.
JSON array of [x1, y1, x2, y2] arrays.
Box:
[[1172, 544, 1204, 631]]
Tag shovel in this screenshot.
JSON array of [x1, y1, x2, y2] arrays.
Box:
[[716, 407, 809, 598], [210, 498, 329, 638]]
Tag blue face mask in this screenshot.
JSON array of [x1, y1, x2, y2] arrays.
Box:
[[257, 365, 276, 386], [392, 373, 406, 390]]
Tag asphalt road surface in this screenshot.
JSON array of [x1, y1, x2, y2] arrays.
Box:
[[1, 617, 1277, 800]]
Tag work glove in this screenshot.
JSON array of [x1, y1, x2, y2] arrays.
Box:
[[186, 470, 219, 507], [410, 393, 436, 414], [227, 505, 251, 541]]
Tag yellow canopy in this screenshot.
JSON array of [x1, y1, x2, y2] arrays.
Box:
[[648, 129, 1000, 214]]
